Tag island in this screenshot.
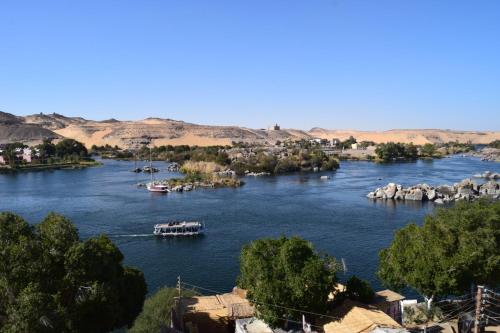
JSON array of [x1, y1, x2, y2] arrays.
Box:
[[0, 139, 100, 173]]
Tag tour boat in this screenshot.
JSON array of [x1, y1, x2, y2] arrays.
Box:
[[153, 221, 205, 236]]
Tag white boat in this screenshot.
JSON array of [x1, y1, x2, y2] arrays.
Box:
[[146, 148, 168, 193], [147, 183, 170, 193], [153, 221, 205, 236]]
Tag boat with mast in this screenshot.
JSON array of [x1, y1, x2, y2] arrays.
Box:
[[131, 153, 142, 172], [146, 148, 169, 193]]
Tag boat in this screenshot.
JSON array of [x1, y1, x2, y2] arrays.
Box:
[[146, 148, 168, 193], [153, 221, 205, 236], [131, 154, 142, 172], [147, 183, 170, 193], [143, 166, 159, 173]]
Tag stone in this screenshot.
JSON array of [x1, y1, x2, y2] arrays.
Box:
[[384, 184, 397, 199], [434, 198, 444, 204], [405, 189, 423, 201], [394, 190, 405, 200], [427, 189, 436, 201]]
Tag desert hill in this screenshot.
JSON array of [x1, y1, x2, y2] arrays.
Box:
[[0, 111, 61, 144], [309, 128, 500, 145], [1, 111, 499, 148]]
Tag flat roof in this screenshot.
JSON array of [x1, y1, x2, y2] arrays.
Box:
[[374, 290, 405, 303]]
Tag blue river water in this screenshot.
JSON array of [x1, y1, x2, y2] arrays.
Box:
[[0, 156, 497, 295]]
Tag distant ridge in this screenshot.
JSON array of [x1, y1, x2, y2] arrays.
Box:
[[0, 111, 498, 148]]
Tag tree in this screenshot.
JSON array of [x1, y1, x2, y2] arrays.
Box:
[[345, 275, 375, 303], [378, 199, 500, 308], [55, 139, 88, 159], [0, 212, 147, 332], [129, 287, 197, 333], [238, 237, 337, 328], [36, 139, 56, 162], [419, 143, 437, 157]]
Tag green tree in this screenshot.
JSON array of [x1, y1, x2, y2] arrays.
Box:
[[36, 139, 56, 163], [419, 143, 437, 157], [378, 200, 500, 308], [345, 275, 375, 303], [55, 139, 88, 159], [129, 287, 197, 333], [238, 236, 337, 328], [0, 212, 147, 332]]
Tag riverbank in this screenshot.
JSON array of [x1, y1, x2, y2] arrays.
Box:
[[367, 176, 500, 203], [0, 160, 101, 173]]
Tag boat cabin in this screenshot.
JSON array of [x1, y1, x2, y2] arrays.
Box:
[[154, 221, 204, 236]]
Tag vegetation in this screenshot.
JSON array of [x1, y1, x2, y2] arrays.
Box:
[[340, 136, 357, 149], [488, 140, 500, 149], [54, 139, 88, 159], [129, 287, 196, 333], [344, 275, 375, 303], [438, 141, 474, 154], [231, 149, 339, 175], [378, 199, 500, 307], [375, 142, 418, 161], [419, 143, 441, 158], [238, 236, 338, 327], [0, 139, 97, 171], [0, 212, 147, 332]]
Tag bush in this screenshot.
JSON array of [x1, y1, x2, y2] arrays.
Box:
[[129, 287, 196, 333], [345, 275, 374, 303]]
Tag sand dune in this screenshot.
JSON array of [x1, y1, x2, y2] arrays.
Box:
[[309, 129, 500, 145], [2, 111, 499, 148]]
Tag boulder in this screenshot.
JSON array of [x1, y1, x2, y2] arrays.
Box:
[[375, 189, 385, 199], [394, 190, 405, 200], [405, 189, 423, 201], [434, 198, 444, 204], [427, 189, 436, 201], [436, 185, 456, 196], [384, 184, 397, 199]]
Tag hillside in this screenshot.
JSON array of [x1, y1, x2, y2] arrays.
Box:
[[308, 128, 500, 145], [1, 111, 499, 148], [0, 111, 61, 144]]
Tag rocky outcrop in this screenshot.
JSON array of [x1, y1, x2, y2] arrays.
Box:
[[367, 178, 500, 203], [474, 171, 500, 179]]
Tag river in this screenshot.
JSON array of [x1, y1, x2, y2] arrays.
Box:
[[0, 156, 496, 295]]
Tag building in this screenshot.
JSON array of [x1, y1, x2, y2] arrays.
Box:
[[235, 317, 274, 333], [323, 300, 409, 333], [332, 138, 341, 147], [22, 148, 33, 163], [372, 290, 405, 324], [272, 124, 281, 131], [351, 143, 358, 150], [173, 287, 255, 333]]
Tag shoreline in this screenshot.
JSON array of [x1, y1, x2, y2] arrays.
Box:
[[0, 161, 102, 173]]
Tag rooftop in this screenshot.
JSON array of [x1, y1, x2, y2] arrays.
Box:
[[373, 290, 405, 304], [323, 300, 404, 333]]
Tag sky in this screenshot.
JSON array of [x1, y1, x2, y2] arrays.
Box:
[[0, 0, 499, 131]]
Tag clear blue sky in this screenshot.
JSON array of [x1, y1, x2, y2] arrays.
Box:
[[0, 0, 499, 130]]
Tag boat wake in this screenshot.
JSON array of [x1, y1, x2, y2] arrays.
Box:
[[110, 234, 152, 238]]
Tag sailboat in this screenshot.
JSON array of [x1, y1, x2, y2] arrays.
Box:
[[131, 153, 142, 172], [146, 148, 169, 193]]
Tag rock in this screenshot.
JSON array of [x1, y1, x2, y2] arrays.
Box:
[[405, 189, 423, 201], [384, 184, 397, 199], [375, 189, 385, 198], [427, 189, 436, 201], [436, 185, 456, 196], [394, 190, 405, 200], [367, 192, 376, 199], [458, 187, 473, 195], [434, 198, 444, 204]]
